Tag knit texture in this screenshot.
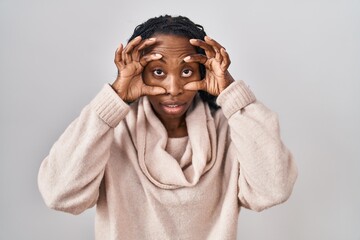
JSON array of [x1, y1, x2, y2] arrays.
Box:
[[216, 80, 256, 118], [38, 80, 297, 240]]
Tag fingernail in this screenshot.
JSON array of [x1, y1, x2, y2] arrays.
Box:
[[154, 53, 162, 57], [189, 39, 197, 43], [184, 56, 191, 61], [148, 38, 156, 41]]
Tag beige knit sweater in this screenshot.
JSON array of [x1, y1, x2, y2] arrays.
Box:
[[38, 81, 297, 240]]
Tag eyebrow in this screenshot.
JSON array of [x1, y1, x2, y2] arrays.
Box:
[[153, 57, 187, 64]]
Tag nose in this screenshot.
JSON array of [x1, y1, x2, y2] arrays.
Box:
[[165, 75, 183, 96]]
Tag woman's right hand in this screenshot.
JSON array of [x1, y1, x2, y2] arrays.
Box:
[[112, 36, 166, 102]]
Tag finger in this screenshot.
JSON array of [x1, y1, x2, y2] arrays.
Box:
[[123, 36, 142, 64], [214, 47, 223, 62], [183, 80, 207, 91], [204, 36, 224, 51], [142, 85, 166, 96], [204, 36, 224, 62], [183, 54, 208, 65], [114, 43, 124, 68], [189, 39, 215, 58], [133, 37, 157, 61], [115, 43, 123, 62], [220, 48, 231, 71], [139, 53, 162, 67], [205, 36, 227, 62]]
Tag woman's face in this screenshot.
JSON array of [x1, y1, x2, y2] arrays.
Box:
[[142, 34, 200, 124]]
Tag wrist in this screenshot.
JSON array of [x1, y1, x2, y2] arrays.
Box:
[[110, 83, 128, 102], [216, 80, 256, 118], [219, 71, 235, 93]]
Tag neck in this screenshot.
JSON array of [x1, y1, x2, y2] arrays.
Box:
[[160, 116, 188, 138]]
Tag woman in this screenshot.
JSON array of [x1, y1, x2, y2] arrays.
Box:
[[38, 15, 297, 239]]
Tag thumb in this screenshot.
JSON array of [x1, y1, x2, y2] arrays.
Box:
[[183, 80, 206, 91], [141, 85, 166, 96]]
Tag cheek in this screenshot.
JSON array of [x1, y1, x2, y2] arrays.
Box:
[[183, 91, 198, 104], [147, 95, 160, 111], [142, 70, 152, 85]]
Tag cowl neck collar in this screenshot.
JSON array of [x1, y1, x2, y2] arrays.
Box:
[[136, 95, 217, 189]]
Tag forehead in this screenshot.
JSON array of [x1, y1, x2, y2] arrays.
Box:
[[145, 34, 197, 57]]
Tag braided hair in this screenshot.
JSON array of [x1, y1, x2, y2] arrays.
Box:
[[128, 15, 219, 110]]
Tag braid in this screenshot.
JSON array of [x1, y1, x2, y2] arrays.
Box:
[[128, 15, 219, 110]]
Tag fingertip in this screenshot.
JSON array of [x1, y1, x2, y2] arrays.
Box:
[[154, 53, 162, 58], [131, 36, 141, 43], [183, 81, 202, 91], [183, 56, 191, 62], [183, 84, 192, 90], [143, 85, 166, 96], [153, 87, 167, 96], [205, 36, 212, 41], [159, 88, 167, 94], [116, 43, 123, 51]]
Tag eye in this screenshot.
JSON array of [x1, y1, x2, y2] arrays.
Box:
[[153, 69, 165, 77], [182, 69, 193, 78]]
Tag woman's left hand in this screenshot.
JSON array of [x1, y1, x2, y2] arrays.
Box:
[[183, 36, 234, 96]]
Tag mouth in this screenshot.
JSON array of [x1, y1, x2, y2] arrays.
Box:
[[160, 102, 187, 115], [164, 104, 182, 108]]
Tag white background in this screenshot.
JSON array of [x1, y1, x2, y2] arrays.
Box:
[[1, 0, 359, 239]]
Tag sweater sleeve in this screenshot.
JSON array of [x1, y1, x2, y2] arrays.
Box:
[[38, 84, 130, 215], [216, 81, 298, 212]]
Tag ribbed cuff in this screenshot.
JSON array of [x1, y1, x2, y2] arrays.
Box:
[[216, 80, 256, 118], [90, 84, 130, 128]]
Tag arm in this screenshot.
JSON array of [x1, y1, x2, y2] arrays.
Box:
[[217, 81, 298, 211], [38, 84, 130, 215], [184, 36, 297, 211], [39, 36, 167, 215]]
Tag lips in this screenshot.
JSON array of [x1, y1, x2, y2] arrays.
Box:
[[160, 101, 187, 115], [164, 104, 182, 108]]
